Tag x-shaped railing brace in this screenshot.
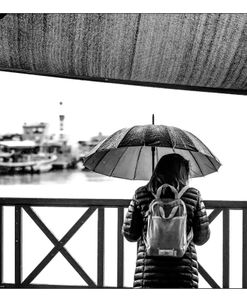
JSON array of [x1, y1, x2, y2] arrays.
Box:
[[21, 206, 97, 287], [19, 206, 223, 288]]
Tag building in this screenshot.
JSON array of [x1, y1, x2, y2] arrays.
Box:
[[22, 122, 48, 144]]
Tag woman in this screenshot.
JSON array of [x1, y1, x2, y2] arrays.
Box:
[[122, 153, 210, 288]]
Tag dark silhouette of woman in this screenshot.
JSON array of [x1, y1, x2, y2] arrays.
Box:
[[122, 153, 210, 288]]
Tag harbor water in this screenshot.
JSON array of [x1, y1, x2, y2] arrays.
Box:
[[0, 169, 243, 288]]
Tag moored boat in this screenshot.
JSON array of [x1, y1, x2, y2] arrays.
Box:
[[0, 140, 57, 174]]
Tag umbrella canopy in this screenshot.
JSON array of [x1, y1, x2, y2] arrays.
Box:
[[82, 125, 221, 180]]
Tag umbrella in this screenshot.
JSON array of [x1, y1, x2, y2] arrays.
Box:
[[82, 124, 221, 180]]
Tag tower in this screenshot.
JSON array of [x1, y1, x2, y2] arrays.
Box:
[[59, 101, 65, 143]]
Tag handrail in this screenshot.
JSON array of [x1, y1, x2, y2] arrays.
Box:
[[0, 198, 130, 207], [0, 198, 247, 208], [0, 197, 247, 289]]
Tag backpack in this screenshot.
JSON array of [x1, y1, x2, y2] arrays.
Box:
[[144, 184, 193, 257]]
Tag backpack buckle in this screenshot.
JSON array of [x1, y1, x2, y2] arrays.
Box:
[[158, 249, 177, 257]]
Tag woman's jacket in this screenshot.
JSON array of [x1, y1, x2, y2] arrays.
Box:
[[122, 185, 210, 288]]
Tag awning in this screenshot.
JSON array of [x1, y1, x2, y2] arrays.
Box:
[[0, 13, 246, 95]]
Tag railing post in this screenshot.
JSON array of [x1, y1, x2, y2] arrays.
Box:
[[117, 207, 124, 288], [243, 209, 247, 288], [223, 209, 230, 288], [97, 208, 105, 287], [15, 206, 22, 286], [0, 206, 3, 286]]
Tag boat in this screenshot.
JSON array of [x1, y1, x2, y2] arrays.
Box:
[[42, 140, 77, 169], [0, 101, 85, 174], [22, 120, 76, 170], [0, 140, 57, 174]]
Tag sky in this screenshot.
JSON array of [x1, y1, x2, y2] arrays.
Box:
[[0, 70, 247, 200]]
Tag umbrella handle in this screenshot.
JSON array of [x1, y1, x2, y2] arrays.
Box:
[[151, 146, 155, 173]]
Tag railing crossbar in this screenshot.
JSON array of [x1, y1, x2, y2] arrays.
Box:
[[22, 207, 97, 286], [1, 282, 127, 289], [23, 206, 96, 286], [198, 263, 220, 288], [208, 208, 222, 223], [1, 198, 247, 209]]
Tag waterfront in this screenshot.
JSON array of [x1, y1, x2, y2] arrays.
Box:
[[0, 169, 244, 288], [0, 169, 145, 287], [0, 169, 146, 199]]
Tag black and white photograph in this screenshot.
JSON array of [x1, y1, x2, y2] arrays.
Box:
[[0, 8, 247, 299]]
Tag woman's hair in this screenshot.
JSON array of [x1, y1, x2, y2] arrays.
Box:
[[148, 153, 190, 193]]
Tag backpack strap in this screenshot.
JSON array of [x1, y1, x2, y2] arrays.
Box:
[[155, 184, 189, 199], [148, 185, 189, 218], [159, 205, 179, 219], [178, 185, 190, 198], [178, 185, 194, 244]]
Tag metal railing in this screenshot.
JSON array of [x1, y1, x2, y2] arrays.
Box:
[[0, 197, 247, 288]]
